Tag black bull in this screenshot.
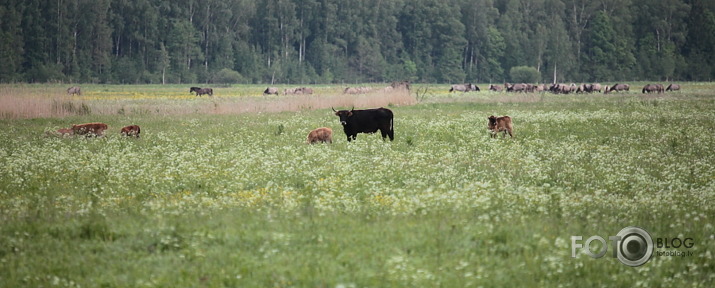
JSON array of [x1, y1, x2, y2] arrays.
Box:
[[332, 107, 394, 142]]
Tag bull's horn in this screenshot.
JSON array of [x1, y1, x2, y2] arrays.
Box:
[[350, 106, 354, 111], [331, 107, 337, 112]]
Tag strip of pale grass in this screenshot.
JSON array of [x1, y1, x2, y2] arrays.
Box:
[[0, 84, 415, 118]]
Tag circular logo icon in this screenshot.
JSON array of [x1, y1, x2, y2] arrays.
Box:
[[616, 226, 653, 267]]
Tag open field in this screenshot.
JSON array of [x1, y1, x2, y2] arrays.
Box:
[[1, 84, 714, 287]]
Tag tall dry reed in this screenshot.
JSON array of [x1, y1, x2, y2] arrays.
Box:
[[0, 85, 415, 119]]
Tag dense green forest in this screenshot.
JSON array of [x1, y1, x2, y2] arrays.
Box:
[[1, 0, 714, 84]]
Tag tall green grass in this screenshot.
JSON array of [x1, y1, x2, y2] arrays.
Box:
[[0, 92, 713, 287]]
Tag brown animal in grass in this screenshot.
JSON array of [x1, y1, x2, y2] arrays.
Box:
[[45, 128, 74, 137], [487, 115, 513, 138], [306, 127, 333, 144], [57, 128, 74, 136], [120, 125, 141, 138], [72, 122, 108, 137]]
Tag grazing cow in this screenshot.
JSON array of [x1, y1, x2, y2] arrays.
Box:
[[588, 83, 602, 93], [264, 87, 279, 95], [120, 125, 141, 138], [72, 122, 108, 137], [189, 87, 202, 95], [609, 83, 630, 92], [487, 115, 513, 138], [489, 84, 503, 92], [332, 107, 394, 142], [666, 84, 680, 91], [67, 86, 81, 96], [306, 127, 333, 144]]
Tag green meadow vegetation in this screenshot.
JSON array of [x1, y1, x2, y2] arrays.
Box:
[[0, 84, 714, 287]]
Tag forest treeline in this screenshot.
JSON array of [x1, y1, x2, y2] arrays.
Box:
[[1, 0, 714, 84]]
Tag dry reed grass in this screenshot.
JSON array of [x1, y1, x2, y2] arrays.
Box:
[[0, 85, 415, 119]]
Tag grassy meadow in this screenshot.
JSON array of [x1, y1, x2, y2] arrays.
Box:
[[0, 83, 714, 287]]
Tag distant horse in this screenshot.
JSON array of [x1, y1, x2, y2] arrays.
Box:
[[190, 87, 213, 97], [67, 86, 81, 96]]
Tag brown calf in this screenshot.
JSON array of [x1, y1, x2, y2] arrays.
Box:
[[45, 128, 74, 137], [72, 122, 108, 137], [120, 125, 141, 138], [487, 115, 513, 138], [57, 128, 74, 136], [306, 127, 333, 144]]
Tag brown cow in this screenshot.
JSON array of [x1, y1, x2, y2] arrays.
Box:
[[487, 115, 513, 138], [72, 122, 108, 137], [306, 127, 333, 144], [120, 125, 141, 138]]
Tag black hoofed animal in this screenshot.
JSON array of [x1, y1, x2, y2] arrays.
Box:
[[190, 87, 213, 97], [332, 107, 394, 142]]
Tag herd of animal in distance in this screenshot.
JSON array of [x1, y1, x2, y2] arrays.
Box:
[[60, 81, 680, 141]]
